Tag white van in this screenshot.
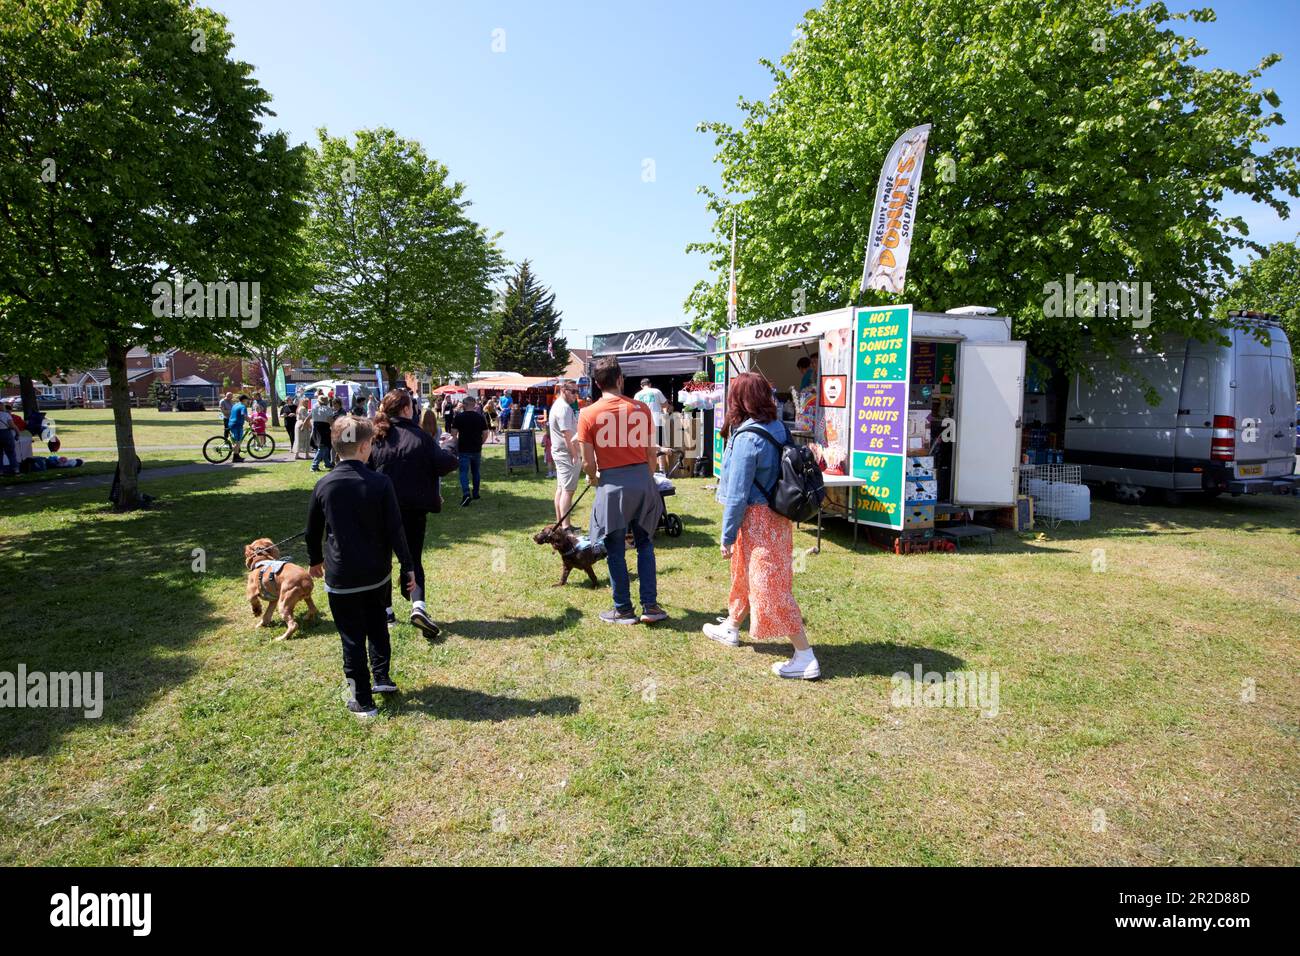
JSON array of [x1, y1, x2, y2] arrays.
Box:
[[1064, 312, 1299, 502]]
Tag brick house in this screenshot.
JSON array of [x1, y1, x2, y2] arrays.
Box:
[[3, 348, 251, 407]]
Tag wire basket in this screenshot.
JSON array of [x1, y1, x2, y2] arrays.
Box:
[[1019, 464, 1089, 526]]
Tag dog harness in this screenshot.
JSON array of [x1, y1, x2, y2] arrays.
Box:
[[561, 537, 606, 561], [253, 559, 290, 600]]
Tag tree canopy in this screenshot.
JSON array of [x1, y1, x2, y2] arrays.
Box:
[[300, 127, 505, 386], [485, 260, 570, 377], [687, 0, 1300, 369], [0, 0, 309, 507], [1221, 238, 1300, 373]]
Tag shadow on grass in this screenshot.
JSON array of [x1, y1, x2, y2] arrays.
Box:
[[663, 610, 965, 681], [442, 607, 584, 639], [0, 458, 198, 494], [745, 640, 966, 681], [0, 468, 253, 758], [398, 685, 579, 721]]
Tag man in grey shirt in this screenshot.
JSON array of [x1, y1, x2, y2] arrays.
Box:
[[548, 379, 582, 530], [219, 392, 234, 438]]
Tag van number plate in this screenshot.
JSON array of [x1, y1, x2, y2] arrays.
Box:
[[1238, 464, 1263, 477]]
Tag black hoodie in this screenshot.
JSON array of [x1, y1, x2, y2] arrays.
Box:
[[306, 459, 414, 593], [366, 416, 459, 514]]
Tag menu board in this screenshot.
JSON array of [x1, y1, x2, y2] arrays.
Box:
[[505, 429, 538, 473], [851, 305, 913, 529], [937, 342, 957, 395], [911, 341, 937, 385]]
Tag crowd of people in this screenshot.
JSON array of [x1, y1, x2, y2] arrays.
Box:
[[243, 363, 819, 719]]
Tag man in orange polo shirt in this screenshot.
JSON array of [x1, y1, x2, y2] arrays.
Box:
[[576, 357, 667, 625]]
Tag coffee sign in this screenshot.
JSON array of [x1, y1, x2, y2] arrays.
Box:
[[591, 326, 704, 357]]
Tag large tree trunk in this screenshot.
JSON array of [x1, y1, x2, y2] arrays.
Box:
[[18, 374, 39, 423], [384, 364, 400, 394], [263, 353, 280, 428], [106, 339, 141, 511]]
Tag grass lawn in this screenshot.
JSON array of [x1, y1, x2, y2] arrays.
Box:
[[36, 407, 230, 457], [2, 407, 287, 486], [1, 442, 1297, 865]]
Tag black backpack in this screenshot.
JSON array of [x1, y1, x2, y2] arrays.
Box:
[[734, 425, 825, 523]]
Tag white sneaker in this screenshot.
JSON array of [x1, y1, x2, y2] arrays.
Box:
[[772, 654, 820, 680], [702, 621, 740, 647]]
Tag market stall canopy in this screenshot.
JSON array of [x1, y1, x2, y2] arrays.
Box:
[[467, 375, 557, 392], [590, 325, 708, 377], [171, 374, 215, 387], [300, 379, 363, 392], [433, 384, 467, 394]]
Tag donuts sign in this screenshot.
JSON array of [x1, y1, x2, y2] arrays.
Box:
[[860, 123, 931, 296]]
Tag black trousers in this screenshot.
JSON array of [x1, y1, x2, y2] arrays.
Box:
[[327, 586, 391, 707], [388, 509, 427, 611], [284, 415, 296, 445]]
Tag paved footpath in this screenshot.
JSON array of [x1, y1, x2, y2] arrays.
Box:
[[0, 455, 297, 500]]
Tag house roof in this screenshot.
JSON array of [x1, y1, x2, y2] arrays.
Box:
[[127, 346, 177, 359], [78, 368, 155, 385]]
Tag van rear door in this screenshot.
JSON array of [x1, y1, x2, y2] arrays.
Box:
[[1233, 327, 1296, 478]]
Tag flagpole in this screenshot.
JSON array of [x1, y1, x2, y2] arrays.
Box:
[[726, 210, 738, 329]]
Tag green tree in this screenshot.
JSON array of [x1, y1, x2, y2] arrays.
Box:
[[300, 128, 505, 388], [485, 260, 569, 376], [687, 0, 1300, 370], [0, 0, 309, 508], [1221, 239, 1300, 375]]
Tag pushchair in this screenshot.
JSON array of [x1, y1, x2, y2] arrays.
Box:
[[655, 450, 686, 538]]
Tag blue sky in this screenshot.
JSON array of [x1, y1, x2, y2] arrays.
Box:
[[209, 0, 1300, 346]]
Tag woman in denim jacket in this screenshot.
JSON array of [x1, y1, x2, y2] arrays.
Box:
[[705, 371, 818, 680]]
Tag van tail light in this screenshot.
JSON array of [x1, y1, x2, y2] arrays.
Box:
[[1211, 415, 1235, 461]]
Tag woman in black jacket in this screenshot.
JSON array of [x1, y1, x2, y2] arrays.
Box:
[[368, 389, 459, 640], [280, 399, 297, 448]]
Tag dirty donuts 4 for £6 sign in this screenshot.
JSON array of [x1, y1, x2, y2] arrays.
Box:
[[852, 305, 912, 528]]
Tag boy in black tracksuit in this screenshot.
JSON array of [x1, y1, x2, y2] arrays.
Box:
[[307, 416, 415, 718]]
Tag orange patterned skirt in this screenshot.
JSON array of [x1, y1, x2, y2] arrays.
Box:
[[728, 504, 805, 640]]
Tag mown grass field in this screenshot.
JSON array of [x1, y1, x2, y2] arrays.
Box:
[[1, 424, 1297, 865], [1, 407, 239, 485]]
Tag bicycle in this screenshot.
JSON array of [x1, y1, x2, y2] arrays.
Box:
[[203, 429, 276, 464]]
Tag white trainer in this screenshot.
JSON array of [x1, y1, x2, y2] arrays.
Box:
[[702, 621, 740, 647], [772, 655, 820, 680]]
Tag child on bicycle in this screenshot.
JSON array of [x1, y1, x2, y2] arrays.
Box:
[[250, 403, 268, 439], [227, 394, 249, 463]]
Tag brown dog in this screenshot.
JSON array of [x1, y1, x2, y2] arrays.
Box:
[[244, 538, 318, 640], [533, 526, 605, 588]]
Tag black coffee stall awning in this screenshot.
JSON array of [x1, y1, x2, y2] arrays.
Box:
[[589, 326, 710, 379]]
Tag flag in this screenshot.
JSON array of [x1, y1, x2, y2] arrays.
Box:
[[547, 336, 554, 358], [473, 343, 481, 376], [726, 211, 738, 327], [860, 123, 931, 295]]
